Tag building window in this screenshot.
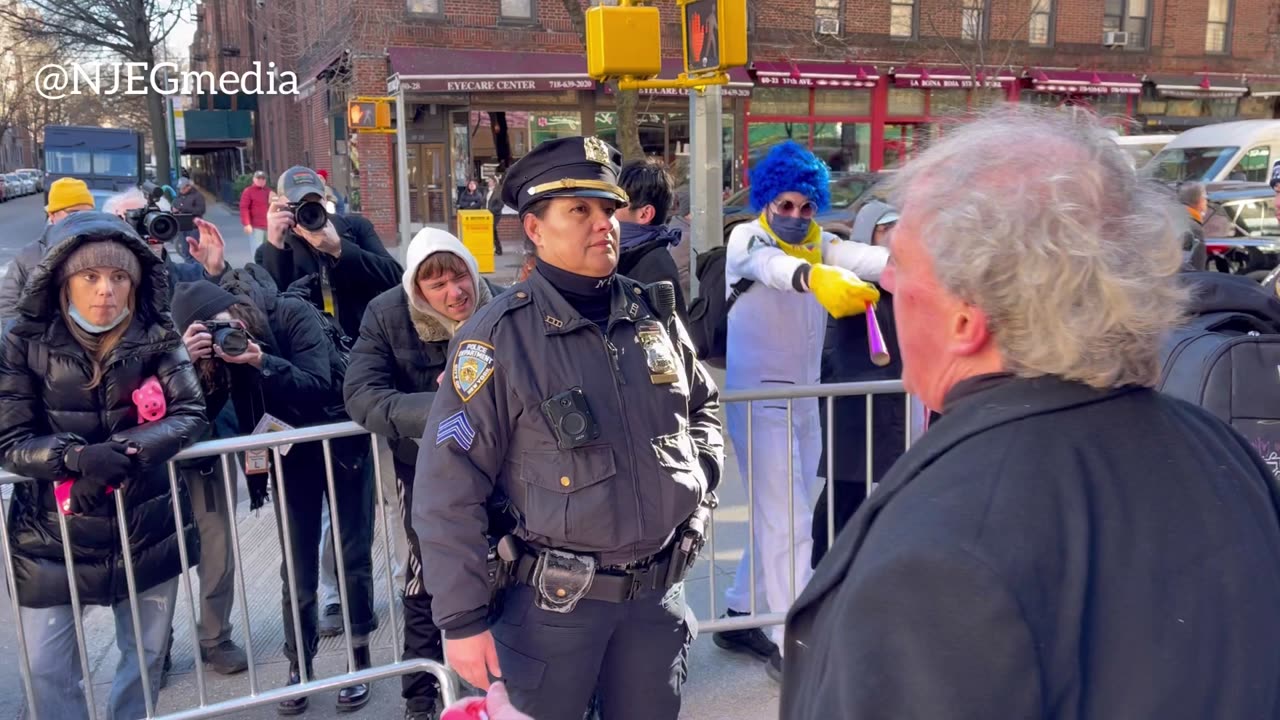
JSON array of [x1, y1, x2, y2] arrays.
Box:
[[1103, 0, 1148, 48], [500, 0, 534, 20], [1205, 0, 1231, 53], [1029, 0, 1052, 46], [406, 0, 440, 14], [815, 0, 841, 32], [961, 0, 986, 41], [889, 0, 915, 38]]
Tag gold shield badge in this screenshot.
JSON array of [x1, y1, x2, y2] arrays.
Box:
[[583, 137, 611, 165]]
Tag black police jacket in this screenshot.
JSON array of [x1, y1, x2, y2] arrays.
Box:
[[411, 268, 724, 637], [0, 214, 207, 608], [343, 279, 500, 468]]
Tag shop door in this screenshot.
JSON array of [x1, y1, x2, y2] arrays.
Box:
[[883, 124, 921, 169], [407, 143, 448, 225]]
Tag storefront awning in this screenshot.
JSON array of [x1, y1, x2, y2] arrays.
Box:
[[387, 48, 596, 93], [601, 59, 754, 98], [1149, 74, 1248, 99], [751, 61, 879, 89], [1248, 81, 1280, 98], [1028, 70, 1143, 95], [892, 66, 1017, 89]]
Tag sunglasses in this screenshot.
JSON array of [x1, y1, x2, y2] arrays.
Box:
[[772, 199, 817, 219]]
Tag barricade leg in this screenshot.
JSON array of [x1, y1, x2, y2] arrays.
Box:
[[109, 576, 180, 719]]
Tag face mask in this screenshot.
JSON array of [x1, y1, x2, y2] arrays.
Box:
[[769, 213, 812, 244], [68, 305, 130, 334]]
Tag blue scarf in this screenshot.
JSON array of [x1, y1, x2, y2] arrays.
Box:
[[618, 221, 684, 252]]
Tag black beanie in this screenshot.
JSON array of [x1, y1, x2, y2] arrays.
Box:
[[171, 280, 239, 332]]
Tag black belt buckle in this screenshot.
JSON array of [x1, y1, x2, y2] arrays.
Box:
[[531, 548, 596, 614]]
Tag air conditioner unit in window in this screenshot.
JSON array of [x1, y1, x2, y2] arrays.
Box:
[[816, 16, 841, 35], [1103, 30, 1129, 47]]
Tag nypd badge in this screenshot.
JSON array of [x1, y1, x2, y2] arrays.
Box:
[[583, 136, 611, 165], [635, 320, 678, 384], [452, 340, 497, 402]]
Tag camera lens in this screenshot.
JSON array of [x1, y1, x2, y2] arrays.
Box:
[[562, 412, 587, 436], [295, 200, 328, 232], [145, 211, 178, 242], [213, 327, 249, 356]]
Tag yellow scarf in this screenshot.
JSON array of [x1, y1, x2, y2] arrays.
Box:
[[759, 211, 822, 264]]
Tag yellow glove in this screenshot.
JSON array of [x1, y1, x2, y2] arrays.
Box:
[[808, 263, 881, 319]]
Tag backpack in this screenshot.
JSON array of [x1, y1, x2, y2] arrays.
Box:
[[686, 244, 752, 367], [1157, 273, 1280, 476]]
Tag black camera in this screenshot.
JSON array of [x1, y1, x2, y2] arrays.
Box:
[[203, 320, 250, 357], [540, 387, 600, 450], [125, 181, 195, 243], [288, 200, 329, 232]]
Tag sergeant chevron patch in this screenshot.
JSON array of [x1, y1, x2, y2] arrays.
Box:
[[436, 409, 475, 451]]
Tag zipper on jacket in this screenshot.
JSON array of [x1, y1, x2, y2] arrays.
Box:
[[598, 325, 644, 561]]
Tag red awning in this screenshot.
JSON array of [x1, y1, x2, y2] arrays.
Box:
[[601, 59, 754, 97], [1029, 70, 1143, 95], [751, 61, 879, 89], [1149, 74, 1248, 99], [892, 66, 1017, 89], [387, 48, 596, 93]]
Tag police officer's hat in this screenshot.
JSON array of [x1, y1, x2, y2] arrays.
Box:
[[501, 136, 630, 215]]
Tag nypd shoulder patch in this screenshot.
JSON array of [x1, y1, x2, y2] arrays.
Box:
[[452, 340, 496, 402], [436, 409, 475, 451]]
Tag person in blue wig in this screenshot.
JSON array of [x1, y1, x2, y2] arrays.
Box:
[[713, 140, 888, 682]]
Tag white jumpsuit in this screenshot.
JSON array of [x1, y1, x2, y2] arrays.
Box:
[[722, 218, 889, 646]]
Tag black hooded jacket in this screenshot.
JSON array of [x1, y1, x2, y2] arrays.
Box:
[[0, 212, 207, 608]]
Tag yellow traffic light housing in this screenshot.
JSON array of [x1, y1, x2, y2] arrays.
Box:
[[585, 5, 662, 80], [680, 0, 747, 76], [347, 98, 392, 132]]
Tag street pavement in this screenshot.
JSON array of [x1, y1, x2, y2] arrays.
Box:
[[0, 193, 784, 720]]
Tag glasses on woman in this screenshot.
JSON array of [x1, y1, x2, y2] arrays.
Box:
[[772, 199, 817, 219]]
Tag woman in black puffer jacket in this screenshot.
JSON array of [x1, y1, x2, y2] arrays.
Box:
[[0, 211, 207, 720]]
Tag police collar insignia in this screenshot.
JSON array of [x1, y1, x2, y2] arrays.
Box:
[[436, 409, 475, 451], [453, 340, 496, 402], [583, 137, 611, 165]]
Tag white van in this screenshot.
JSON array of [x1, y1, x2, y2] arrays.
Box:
[[1141, 120, 1280, 184], [1112, 134, 1176, 168]]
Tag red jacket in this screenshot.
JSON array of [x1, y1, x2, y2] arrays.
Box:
[[239, 183, 270, 229]]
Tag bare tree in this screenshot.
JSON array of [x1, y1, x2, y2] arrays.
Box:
[[0, 0, 194, 182]]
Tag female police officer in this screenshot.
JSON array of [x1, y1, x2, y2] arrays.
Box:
[[412, 136, 724, 720]]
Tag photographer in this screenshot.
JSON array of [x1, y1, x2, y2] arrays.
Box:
[[172, 268, 379, 714], [343, 227, 502, 719], [255, 166, 402, 339], [0, 212, 207, 720], [104, 187, 229, 297]]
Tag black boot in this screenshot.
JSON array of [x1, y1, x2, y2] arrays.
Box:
[[277, 660, 312, 716], [336, 645, 373, 712]]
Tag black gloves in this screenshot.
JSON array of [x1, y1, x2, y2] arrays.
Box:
[[64, 441, 134, 513]]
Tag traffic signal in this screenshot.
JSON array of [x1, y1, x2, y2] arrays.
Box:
[[681, 0, 748, 76], [348, 99, 391, 130], [585, 5, 662, 80]]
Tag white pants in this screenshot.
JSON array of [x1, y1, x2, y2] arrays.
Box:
[[723, 394, 822, 647]]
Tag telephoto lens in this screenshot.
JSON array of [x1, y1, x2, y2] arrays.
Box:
[[292, 200, 329, 232], [210, 324, 250, 356], [144, 211, 179, 243]]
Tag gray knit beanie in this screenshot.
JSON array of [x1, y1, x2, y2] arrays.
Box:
[[57, 241, 142, 286]]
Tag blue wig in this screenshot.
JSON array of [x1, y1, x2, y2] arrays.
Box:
[[749, 141, 831, 213]]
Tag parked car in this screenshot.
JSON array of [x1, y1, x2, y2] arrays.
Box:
[[19, 174, 35, 196], [1196, 182, 1280, 280], [3, 174, 23, 198], [16, 169, 42, 192]]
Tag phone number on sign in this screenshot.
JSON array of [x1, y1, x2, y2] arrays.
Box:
[[549, 79, 594, 90]]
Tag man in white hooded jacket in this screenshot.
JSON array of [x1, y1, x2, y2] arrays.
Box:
[[344, 227, 502, 719], [715, 141, 888, 681]]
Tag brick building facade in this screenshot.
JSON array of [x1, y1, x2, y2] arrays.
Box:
[[240, 0, 1280, 245]]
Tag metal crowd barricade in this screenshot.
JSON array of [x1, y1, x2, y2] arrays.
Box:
[[695, 380, 919, 635], [0, 421, 459, 720]]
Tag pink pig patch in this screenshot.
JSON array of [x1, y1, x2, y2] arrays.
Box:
[[132, 376, 167, 423]]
